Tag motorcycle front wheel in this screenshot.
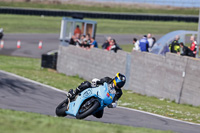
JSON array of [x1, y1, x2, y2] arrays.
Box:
[[55, 99, 68, 117], [76, 98, 99, 119]]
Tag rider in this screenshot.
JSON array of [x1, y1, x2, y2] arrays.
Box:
[[67, 73, 126, 117]]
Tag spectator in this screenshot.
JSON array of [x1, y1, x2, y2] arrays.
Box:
[[82, 34, 91, 49], [78, 35, 86, 47], [132, 38, 140, 51], [90, 37, 98, 48], [152, 37, 156, 47], [74, 25, 81, 35], [106, 39, 122, 53], [147, 33, 154, 51], [102, 36, 111, 49], [179, 42, 194, 57], [190, 36, 197, 57], [69, 35, 76, 45], [139, 35, 149, 52], [169, 35, 180, 53]]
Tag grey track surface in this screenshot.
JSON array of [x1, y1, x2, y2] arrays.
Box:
[[0, 33, 162, 58], [0, 71, 200, 133]]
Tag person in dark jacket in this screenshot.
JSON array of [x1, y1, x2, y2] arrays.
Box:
[[106, 39, 122, 53], [179, 42, 194, 57], [102, 36, 111, 49], [67, 73, 126, 118]]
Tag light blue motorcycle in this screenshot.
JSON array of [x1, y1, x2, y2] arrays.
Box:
[[55, 82, 115, 119]]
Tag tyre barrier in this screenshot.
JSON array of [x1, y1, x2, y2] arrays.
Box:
[[41, 52, 57, 70], [0, 7, 198, 22]]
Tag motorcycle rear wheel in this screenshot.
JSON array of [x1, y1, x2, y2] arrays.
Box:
[[76, 98, 99, 119], [55, 99, 68, 117]]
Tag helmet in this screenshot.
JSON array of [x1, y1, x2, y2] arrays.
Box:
[[113, 73, 126, 88]]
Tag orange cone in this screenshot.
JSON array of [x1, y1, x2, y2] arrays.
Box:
[[0, 40, 4, 48], [38, 41, 43, 49], [17, 40, 21, 48]]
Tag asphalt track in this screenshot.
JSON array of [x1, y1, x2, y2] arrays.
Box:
[[0, 70, 200, 133], [0, 33, 162, 58]]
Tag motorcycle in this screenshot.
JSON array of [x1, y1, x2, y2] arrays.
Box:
[[55, 82, 115, 119], [0, 28, 3, 39]]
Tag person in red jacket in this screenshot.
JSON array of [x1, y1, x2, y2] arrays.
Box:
[[190, 36, 197, 57], [74, 25, 81, 35]]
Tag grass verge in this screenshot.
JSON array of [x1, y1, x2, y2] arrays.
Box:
[[0, 109, 173, 133], [0, 55, 199, 124], [0, 14, 198, 34], [120, 44, 133, 52], [0, 1, 198, 15]]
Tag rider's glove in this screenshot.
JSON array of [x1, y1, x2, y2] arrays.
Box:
[[108, 102, 117, 108], [91, 78, 100, 87]]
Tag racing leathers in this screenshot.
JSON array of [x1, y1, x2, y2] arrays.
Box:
[[95, 77, 123, 105]]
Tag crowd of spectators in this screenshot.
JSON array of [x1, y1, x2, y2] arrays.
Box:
[[69, 25, 98, 50], [69, 25, 122, 53], [70, 27, 199, 57], [132, 33, 198, 58], [169, 35, 197, 57], [132, 33, 156, 52]]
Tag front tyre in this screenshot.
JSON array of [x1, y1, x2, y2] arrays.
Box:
[[55, 99, 68, 117], [76, 98, 99, 119], [93, 109, 104, 118]]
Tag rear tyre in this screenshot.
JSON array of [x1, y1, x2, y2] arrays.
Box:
[[55, 99, 68, 117], [76, 98, 99, 119]]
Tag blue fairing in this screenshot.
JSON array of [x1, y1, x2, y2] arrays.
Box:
[[65, 82, 115, 117]]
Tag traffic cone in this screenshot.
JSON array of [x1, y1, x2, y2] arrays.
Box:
[[38, 41, 43, 49], [0, 40, 4, 48], [17, 40, 21, 48]]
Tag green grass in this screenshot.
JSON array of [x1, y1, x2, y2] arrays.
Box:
[[0, 1, 198, 15], [0, 55, 200, 124], [120, 44, 133, 52], [0, 14, 198, 34], [0, 109, 173, 133]]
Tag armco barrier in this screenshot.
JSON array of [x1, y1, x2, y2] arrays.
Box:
[[57, 45, 200, 106], [0, 7, 198, 22]]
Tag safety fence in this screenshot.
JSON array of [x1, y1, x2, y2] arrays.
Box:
[[0, 7, 198, 22], [57, 45, 200, 106]]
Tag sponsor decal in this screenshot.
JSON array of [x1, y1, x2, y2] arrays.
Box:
[[106, 92, 110, 97], [83, 89, 92, 98]]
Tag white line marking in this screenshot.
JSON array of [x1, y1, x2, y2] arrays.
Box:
[[117, 106, 200, 126], [1, 70, 200, 126]]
